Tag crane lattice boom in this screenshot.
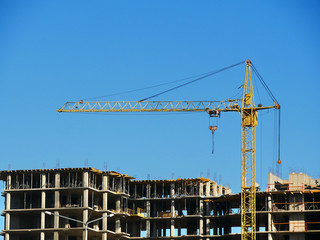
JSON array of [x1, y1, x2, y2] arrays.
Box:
[[58, 100, 241, 113], [57, 100, 274, 113]]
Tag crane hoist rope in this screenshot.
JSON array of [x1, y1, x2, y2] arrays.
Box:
[[57, 59, 280, 240]]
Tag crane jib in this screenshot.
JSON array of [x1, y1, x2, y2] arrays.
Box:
[[57, 100, 275, 114], [57, 100, 244, 113]]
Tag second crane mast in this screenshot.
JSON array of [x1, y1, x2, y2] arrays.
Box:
[[58, 59, 280, 240]]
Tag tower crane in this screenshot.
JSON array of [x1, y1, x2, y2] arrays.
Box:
[[58, 59, 280, 240]]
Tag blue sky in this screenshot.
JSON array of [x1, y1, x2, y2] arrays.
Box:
[[0, 0, 319, 233]]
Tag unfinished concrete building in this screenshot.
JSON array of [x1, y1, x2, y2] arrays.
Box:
[[1, 168, 319, 240]]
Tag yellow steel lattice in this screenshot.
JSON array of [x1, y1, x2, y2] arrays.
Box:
[[57, 100, 242, 113], [240, 60, 256, 240]]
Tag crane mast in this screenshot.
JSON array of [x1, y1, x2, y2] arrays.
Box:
[[58, 59, 279, 240], [241, 60, 256, 240]]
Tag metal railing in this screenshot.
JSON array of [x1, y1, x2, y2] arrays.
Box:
[[272, 201, 320, 212], [273, 222, 320, 232]]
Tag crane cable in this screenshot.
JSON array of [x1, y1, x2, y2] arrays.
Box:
[[209, 115, 219, 155], [139, 60, 245, 102], [212, 131, 215, 154], [80, 73, 210, 101], [277, 109, 282, 174], [81, 62, 244, 101], [251, 64, 279, 105], [251, 63, 281, 170]]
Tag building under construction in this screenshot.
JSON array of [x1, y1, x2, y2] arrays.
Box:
[[1, 168, 319, 240]]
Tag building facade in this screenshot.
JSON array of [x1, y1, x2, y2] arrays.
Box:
[[0, 168, 319, 240]]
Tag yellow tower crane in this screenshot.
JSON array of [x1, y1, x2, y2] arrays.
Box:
[[58, 59, 280, 240]]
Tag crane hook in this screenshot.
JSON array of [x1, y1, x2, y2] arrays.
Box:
[[209, 126, 218, 154], [209, 125, 218, 133]]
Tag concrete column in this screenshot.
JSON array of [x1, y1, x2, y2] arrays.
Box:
[[206, 182, 211, 196], [115, 218, 121, 233], [5, 175, 11, 240], [54, 172, 60, 240], [115, 197, 121, 233], [5, 231, 9, 240], [212, 182, 217, 196], [199, 182, 203, 196], [41, 173, 46, 240], [170, 183, 175, 237], [102, 228, 107, 240], [83, 171, 89, 227], [205, 182, 211, 239], [55, 172, 60, 188], [82, 172, 90, 240], [41, 175, 46, 208], [102, 174, 108, 240], [146, 183, 151, 198], [146, 183, 151, 237], [146, 200, 151, 237], [54, 172, 60, 208], [205, 182, 210, 196], [199, 199, 204, 236], [199, 182, 204, 236], [170, 219, 175, 238], [5, 209, 10, 234], [7, 174, 11, 190], [217, 185, 222, 196], [5, 175, 11, 207], [116, 197, 121, 212], [40, 212, 45, 240], [5, 194, 11, 226], [267, 195, 274, 240]]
